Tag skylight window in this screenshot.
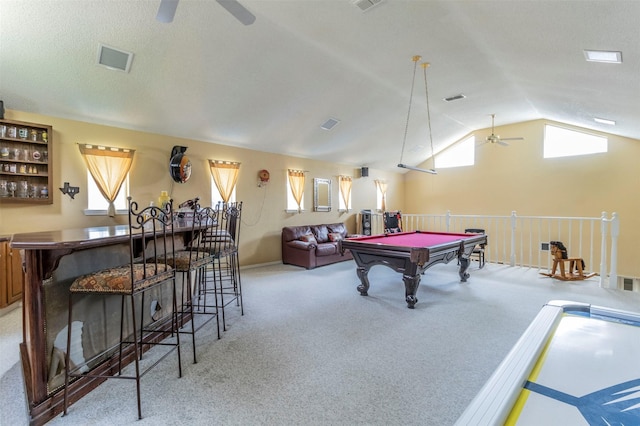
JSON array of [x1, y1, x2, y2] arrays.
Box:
[[543, 124, 607, 159], [434, 135, 475, 168], [583, 50, 622, 63]]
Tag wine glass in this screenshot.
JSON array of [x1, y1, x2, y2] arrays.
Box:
[[7, 181, 16, 197]]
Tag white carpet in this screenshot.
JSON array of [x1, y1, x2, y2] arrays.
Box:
[[2, 261, 639, 425]]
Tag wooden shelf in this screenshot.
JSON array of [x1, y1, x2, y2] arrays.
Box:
[[0, 118, 52, 204]]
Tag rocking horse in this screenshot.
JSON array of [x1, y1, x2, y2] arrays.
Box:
[[540, 241, 597, 281]]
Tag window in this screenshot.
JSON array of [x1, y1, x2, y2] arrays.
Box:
[[211, 177, 236, 207], [338, 175, 352, 212], [287, 169, 305, 212], [375, 179, 387, 211], [435, 135, 475, 168], [208, 160, 240, 206], [544, 124, 607, 158], [86, 173, 129, 214], [79, 144, 134, 216]]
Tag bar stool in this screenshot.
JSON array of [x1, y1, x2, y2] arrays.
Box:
[[158, 201, 220, 363], [63, 197, 181, 420], [203, 201, 243, 331]]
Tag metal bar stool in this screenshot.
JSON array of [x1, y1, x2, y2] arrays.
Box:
[[203, 201, 243, 332], [63, 197, 181, 420], [159, 200, 220, 363]]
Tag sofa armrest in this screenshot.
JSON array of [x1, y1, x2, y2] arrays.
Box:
[[287, 240, 316, 250]]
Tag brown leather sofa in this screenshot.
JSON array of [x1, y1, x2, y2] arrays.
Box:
[[282, 222, 353, 269]]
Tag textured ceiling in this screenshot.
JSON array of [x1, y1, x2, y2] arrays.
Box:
[[1, 0, 639, 172]]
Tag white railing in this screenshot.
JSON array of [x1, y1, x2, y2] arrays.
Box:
[[360, 211, 619, 288]]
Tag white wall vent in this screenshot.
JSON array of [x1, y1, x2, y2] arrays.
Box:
[[354, 0, 384, 12], [617, 276, 640, 292], [97, 44, 134, 73]]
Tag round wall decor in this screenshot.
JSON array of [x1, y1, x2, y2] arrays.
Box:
[[169, 146, 191, 183], [259, 169, 270, 182]]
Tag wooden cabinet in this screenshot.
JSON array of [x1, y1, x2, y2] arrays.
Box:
[[0, 240, 23, 308], [0, 118, 52, 204]]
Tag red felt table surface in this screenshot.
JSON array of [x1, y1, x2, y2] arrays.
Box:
[[350, 231, 473, 247]]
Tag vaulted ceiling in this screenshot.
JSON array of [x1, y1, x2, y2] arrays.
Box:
[[2, 0, 638, 172]]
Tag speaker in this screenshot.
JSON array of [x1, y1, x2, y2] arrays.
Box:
[[361, 167, 369, 177], [361, 211, 372, 236]]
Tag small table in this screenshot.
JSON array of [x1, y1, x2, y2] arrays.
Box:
[[341, 230, 487, 308], [455, 300, 640, 425]]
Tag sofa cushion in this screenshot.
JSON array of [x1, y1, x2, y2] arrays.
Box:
[[328, 232, 343, 242], [299, 233, 318, 244], [312, 225, 330, 243], [282, 226, 312, 242], [316, 242, 338, 256], [327, 223, 348, 237]]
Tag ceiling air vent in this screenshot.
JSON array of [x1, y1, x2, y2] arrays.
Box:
[[320, 118, 340, 131], [443, 94, 466, 102], [354, 0, 384, 12], [97, 44, 134, 73]]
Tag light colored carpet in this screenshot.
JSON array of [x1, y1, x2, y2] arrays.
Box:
[[2, 260, 640, 425]]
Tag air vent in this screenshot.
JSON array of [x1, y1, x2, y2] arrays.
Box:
[[354, 0, 384, 12], [320, 118, 340, 131], [443, 94, 466, 102], [97, 44, 134, 73]]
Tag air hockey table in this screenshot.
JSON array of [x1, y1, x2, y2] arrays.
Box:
[[455, 300, 640, 425]]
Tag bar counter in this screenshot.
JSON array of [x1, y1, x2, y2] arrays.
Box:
[[11, 223, 196, 425]]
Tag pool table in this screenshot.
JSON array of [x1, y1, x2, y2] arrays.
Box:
[[455, 300, 640, 425], [341, 230, 487, 309]]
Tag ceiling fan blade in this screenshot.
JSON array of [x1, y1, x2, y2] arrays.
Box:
[[216, 0, 256, 25], [497, 140, 509, 146], [157, 0, 179, 23], [501, 137, 524, 141]]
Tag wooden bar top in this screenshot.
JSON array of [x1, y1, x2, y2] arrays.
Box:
[[11, 225, 131, 250], [11, 221, 200, 250]]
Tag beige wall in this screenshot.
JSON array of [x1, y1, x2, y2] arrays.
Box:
[[0, 110, 404, 266], [4, 110, 635, 276], [404, 119, 640, 278]]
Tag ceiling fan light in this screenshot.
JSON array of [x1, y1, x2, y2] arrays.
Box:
[[398, 163, 437, 174]]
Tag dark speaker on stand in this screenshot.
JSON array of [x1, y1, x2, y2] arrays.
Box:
[[361, 167, 369, 177], [361, 210, 372, 236]]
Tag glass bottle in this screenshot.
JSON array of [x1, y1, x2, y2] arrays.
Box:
[[158, 191, 170, 209]]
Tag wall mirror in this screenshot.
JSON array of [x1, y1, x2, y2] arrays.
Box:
[[313, 178, 331, 212]]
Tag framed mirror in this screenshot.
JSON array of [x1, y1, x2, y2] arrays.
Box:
[[313, 178, 331, 212]]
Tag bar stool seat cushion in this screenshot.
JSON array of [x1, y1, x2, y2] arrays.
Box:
[[70, 264, 173, 294], [156, 250, 210, 271]]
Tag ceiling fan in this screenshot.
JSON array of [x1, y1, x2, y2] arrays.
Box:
[[484, 114, 524, 146], [156, 0, 256, 25]]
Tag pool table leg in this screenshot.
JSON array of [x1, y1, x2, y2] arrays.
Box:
[[356, 266, 370, 296], [403, 274, 420, 309], [459, 257, 470, 282]]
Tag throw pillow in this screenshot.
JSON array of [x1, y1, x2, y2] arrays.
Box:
[[300, 234, 318, 244], [328, 232, 343, 242]]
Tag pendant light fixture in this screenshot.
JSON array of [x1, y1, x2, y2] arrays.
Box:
[[397, 55, 437, 174]]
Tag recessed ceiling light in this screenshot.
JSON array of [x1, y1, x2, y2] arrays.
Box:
[[583, 50, 622, 63], [320, 118, 340, 130], [594, 117, 616, 125]]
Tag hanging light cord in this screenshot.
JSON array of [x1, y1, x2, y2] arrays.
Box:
[[399, 55, 421, 166], [422, 62, 436, 171]]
